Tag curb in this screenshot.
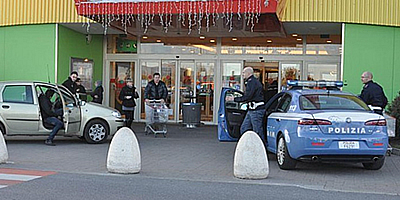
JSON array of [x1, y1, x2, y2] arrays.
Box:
[[391, 147, 400, 156]]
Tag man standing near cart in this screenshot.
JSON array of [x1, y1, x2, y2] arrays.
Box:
[[226, 67, 265, 142], [144, 72, 168, 103]]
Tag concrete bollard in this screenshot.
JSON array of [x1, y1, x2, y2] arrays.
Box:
[[0, 130, 8, 164], [107, 127, 141, 174], [233, 131, 269, 179]]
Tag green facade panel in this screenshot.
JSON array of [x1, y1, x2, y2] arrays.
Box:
[[343, 23, 399, 103], [57, 25, 103, 90], [0, 24, 56, 82]]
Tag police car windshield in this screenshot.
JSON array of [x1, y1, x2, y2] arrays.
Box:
[[299, 94, 369, 111]]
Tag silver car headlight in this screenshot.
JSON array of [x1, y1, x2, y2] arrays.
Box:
[[112, 111, 122, 118]]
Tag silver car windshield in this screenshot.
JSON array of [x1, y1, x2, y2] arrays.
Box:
[[299, 94, 369, 111]]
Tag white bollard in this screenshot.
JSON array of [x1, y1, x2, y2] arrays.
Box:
[[233, 131, 269, 179], [0, 130, 8, 164], [107, 127, 141, 174]]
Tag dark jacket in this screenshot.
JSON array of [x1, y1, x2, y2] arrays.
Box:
[[91, 86, 104, 104], [144, 80, 168, 101], [360, 80, 388, 108], [39, 94, 59, 119], [119, 85, 139, 107], [234, 75, 265, 110], [76, 85, 87, 101], [62, 77, 77, 94]]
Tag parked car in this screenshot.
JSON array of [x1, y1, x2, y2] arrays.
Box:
[[218, 80, 388, 170], [0, 81, 124, 144]]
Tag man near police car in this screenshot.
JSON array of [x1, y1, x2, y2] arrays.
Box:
[[360, 71, 388, 115], [226, 67, 265, 142]]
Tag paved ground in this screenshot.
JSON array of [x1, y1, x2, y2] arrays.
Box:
[[2, 122, 400, 196]]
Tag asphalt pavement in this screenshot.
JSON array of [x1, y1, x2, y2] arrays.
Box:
[[1, 122, 400, 197]]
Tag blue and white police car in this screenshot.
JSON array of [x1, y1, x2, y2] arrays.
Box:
[[218, 81, 388, 170]]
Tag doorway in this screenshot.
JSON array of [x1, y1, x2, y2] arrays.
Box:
[[108, 62, 136, 113]]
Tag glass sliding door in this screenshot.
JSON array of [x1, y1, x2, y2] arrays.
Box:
[[178, 60, 195, 120], [280, 62, 302, 91], [196, 61, 215, 122], [108, 62, 135, 113], [140, 60, 160, 120], [161, 60, 177, 120], [222, 62, 242, 90]]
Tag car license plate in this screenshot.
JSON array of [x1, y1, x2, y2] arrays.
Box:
[[338, 141, 359, 149]]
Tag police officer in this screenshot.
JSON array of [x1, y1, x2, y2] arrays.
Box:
[[360, 71, 388, 114], [226, 67, 265, 141]]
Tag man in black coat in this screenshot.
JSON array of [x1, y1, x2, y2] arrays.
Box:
[[226, 67, 265, 142], [39, 89, 63, 146], [91, 80, 104, 104], [144, 72, 168, 104], [119, 78, 139, 128], [62, 71, 78, 94], [75, 78, 87, 101], [360, 71, 388, 114]]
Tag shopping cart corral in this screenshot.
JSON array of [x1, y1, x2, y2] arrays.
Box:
[[145, 100, 169, 137]]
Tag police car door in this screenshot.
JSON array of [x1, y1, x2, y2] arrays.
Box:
[[56, 85, 81, 135], [218, 87, 247, 141], [266, 93, 292, 153]]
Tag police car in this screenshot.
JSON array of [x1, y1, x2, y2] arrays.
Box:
[[218, 80, 388, 170]]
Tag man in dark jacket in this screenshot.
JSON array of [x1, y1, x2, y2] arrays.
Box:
[[360, 71, 388, 114], [119, 78, 139, 128], [226, 67, 265, 142], [91, 80, 103, 104], [144, 72, 168, 104], [62, 71, 78, 94], [39, 89, 63, 146], [75, 78, 87, 101]]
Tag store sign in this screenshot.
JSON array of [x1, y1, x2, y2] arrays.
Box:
[[117, 39, 137, 53]]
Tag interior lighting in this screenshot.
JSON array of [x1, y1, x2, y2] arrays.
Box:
[[267, 39, 272, 43], [200, 36, 206, 40], [156, 39, 162, 43], [210, 39, 215, 43], [232, 37, 238, 41], [292, 33, 298, 37], [142, 36, 148, 39], [84, 58, 89, 62], [296, 38, 302, 41], [327, 40, 332, 43]]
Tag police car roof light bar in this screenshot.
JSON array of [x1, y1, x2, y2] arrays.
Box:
[[287, 80, 344, 90]]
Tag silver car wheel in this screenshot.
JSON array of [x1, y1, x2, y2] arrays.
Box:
[[88, 123, 106, 141], [277, 137, 285, 165]]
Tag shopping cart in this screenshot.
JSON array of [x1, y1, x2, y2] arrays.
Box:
[[145, 100, 168, 137]]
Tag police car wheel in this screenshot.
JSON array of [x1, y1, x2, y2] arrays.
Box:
[[84, 119, 109, 144], [276, 134, 297, 170], [362, 157, 385, 170]]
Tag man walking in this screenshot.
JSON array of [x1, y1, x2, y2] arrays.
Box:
[[144, 72, 168, 104], [360, 71, 388, 114], [226, 67, 265, 142]]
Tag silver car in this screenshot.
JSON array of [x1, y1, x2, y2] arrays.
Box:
[[0, 81, 124, 144]]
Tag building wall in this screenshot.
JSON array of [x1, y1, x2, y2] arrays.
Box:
[[57, 25, 103, 88], [0, 0, 89, 27], [343, 23, 400, 102], [0, 24, 56, 82]]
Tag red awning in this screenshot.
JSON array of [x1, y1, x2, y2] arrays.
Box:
[[74, 0, 278, 15], [73, 0, 285, 37]]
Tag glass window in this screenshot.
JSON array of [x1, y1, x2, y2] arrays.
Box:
[[107, 35, 138, 54], [281, 63, 301, 88], [307, 64, 338, 81], [277, 94, 292, 112], [222, 62, 241, 89], [3, 85, 33, 104], [299, 94, 369, 111], [225, 90, 247, 111]]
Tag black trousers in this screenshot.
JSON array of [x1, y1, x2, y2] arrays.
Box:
[[123, 108, 135, 128]]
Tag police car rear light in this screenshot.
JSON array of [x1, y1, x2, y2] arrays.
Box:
[[364, 119, 386, 126], [298, 119, 332, 125], [311, 142, 325, 146], [373, 143, 384, 146]]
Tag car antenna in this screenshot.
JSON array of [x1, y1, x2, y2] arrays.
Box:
[[46, 64, 51, 83]]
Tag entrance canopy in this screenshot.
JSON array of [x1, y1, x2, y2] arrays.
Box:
[[74, 0, 286, 37]]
